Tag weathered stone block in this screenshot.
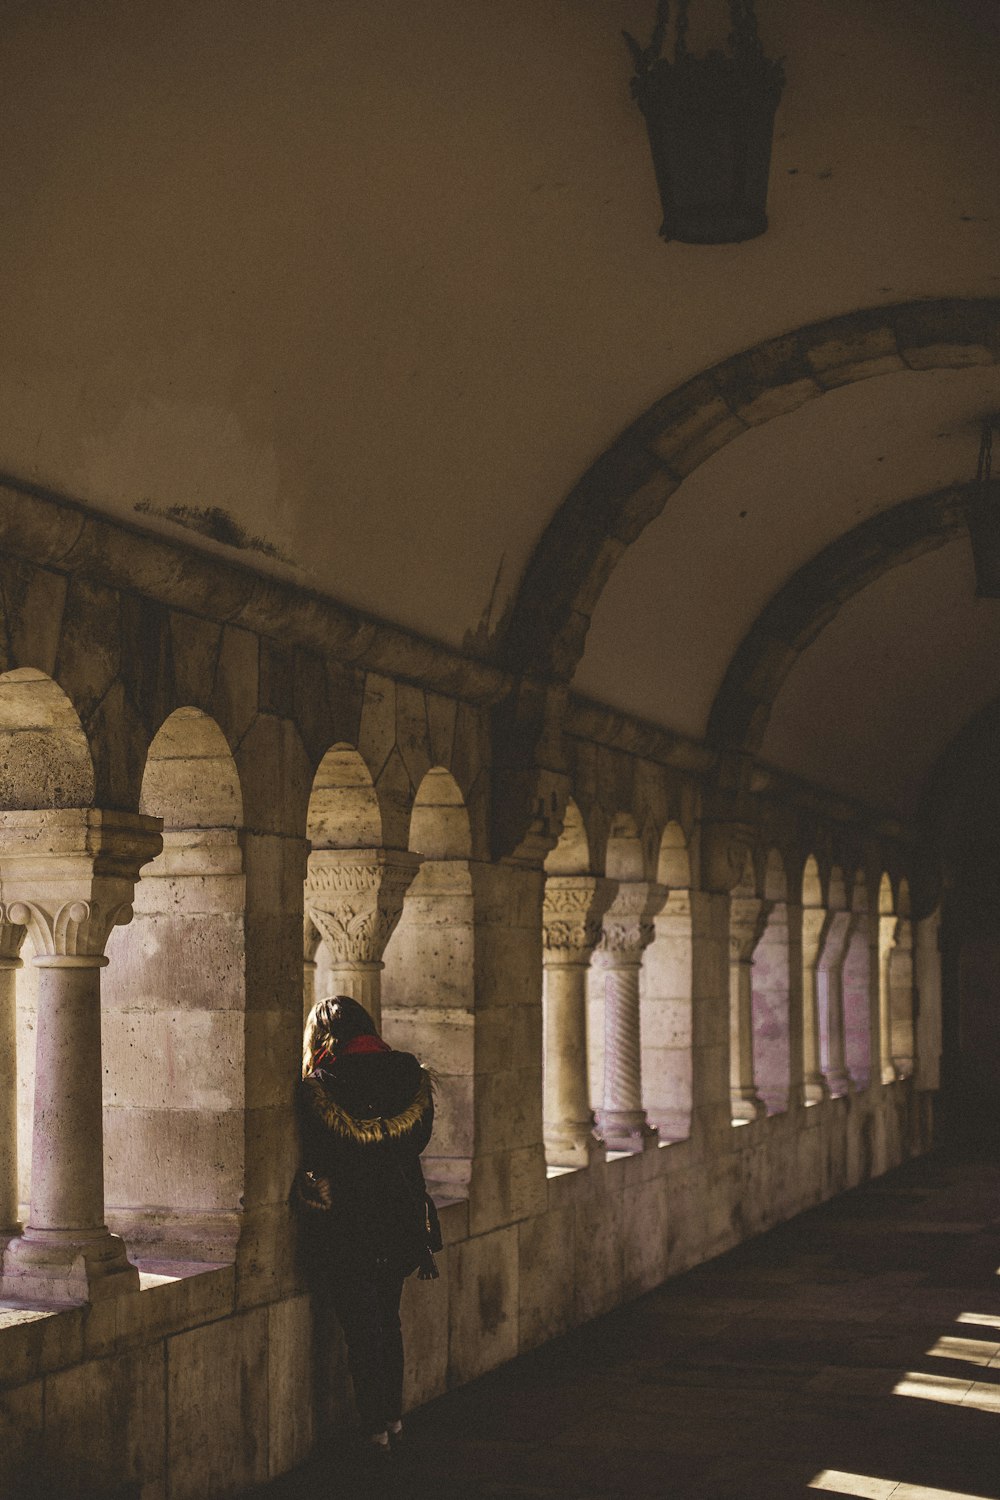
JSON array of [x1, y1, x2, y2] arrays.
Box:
[[42, 1343, 166, 1495], [102, 1008, 243, 1110], [104, 1106, 244, 1213], [104, 911, 246, 1011], [357, 672, 396, 782], [170, 610, 222, 709], [446, 1225, 518, 1386], [211, 626, 259, 747], [267, 1295, 313, 1478], [623, 1177, 669, 1297], [518, 1204, 575, 1352], [0, 1378, 43, 1492], [401, 1253, 449, 1409], [167, 1306, 268, 1498]]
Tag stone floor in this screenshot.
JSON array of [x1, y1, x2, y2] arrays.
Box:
[[253, 1154, 1000, 1500]]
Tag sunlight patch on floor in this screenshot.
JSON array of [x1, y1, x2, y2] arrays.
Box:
[[925, 1335, 1000, 1367], [893, 1370, 1000, 1413], [809, 1472, 997, 1498]]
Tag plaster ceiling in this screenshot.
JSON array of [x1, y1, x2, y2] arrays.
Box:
[[574, 365, 1000, 737], [759, 537, 1000, 817], [0, 0, 998, 651]]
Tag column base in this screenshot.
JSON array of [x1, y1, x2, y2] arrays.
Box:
[[544, 1123, 602, 1170], [823, 1069, 853, 1099], [594, 1110, 658, 1154], [1, 1227, 139, 1305], [801, 1075, 829, 1107], [730, 1090, 766, 1125]]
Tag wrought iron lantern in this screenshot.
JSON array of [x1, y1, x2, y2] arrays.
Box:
[[624, 0, 785, 244], [967, 418, 1000, 598]]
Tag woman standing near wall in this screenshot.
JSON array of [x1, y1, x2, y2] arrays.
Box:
[[297, 995, 439, 1461]]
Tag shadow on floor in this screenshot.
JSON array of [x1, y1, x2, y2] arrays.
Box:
[[250, 1152, 1000, 1500]]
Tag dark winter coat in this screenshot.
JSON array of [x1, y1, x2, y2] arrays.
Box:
[[296, 1048, 434, 1278]]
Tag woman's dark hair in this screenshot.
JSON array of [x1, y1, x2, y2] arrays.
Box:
[[302, 994, 378, 1076]]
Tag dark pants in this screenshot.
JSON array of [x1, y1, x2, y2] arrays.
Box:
[[328, 1261, 407, 1434]]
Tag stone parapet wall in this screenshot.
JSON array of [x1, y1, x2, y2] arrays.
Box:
[[0, 1084, 928, 1497], [0, 480, 939, 1496]]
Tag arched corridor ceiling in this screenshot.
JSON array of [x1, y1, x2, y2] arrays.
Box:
[[0, 0, 998, 655], [574, 364, 1000, 736], [759, 538, 1000, 818]]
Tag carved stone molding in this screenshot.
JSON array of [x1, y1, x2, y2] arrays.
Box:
[[596, 882, 667, 966], [542, 876, 615, 962], [0, 906, 26, 965], [304, 848, 421, 966], [729, 896, 772, 963], [0, 810, 162, 961]]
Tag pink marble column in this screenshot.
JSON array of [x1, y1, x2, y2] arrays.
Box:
[[729, 896, 771, 1124]]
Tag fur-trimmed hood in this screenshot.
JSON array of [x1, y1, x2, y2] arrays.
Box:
[[302, 1050, 433, 1148]]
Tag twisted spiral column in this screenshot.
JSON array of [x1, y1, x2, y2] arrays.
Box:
[[593, 881, 666, 1153]]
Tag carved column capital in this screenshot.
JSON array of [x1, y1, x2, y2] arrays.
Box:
[[595, 881, 667, 967], [304, 847, 421, 966], [729, 895, 772, 963], [0, 810, 162, 962], [0, 907, 26, 967], [542, 876, 615, 965]]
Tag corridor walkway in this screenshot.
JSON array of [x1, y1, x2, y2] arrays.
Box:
[[256, 1155, 1000, 1500]]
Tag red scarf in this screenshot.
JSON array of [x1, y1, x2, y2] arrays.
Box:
[[316, 1034, 391, 1066]]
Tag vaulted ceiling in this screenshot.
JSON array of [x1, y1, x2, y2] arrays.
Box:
[[2, 0, 999, 820]]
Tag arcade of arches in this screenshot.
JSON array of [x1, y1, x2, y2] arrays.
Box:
[[1, 2, 999, 1495]]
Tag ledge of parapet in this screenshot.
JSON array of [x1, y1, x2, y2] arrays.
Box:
[[566, 694, 717, 771], [0, 477, 512, 707]]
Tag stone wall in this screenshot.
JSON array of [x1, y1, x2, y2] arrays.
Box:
[[0, 483, 938, 1497]]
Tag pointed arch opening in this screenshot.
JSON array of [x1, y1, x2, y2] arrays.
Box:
[[103, 707, 246, 1262], [382, 766, 473, 1201], [643, 822, 693, 1142], [751, 850, 792, 1116]]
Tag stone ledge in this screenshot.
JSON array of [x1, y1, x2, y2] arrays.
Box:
[[0, 1258, 234, 1390], [0, 479, 511, 707]]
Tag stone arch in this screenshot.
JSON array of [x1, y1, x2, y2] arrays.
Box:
[[408, 766, 472, 862], [383, 766, 475, 1198], [307, 744, 383, 851], [544, 797, 591, 878], [102, 707, 246, 1261], [0, 667, 95, 809], [604, 812, 643, 882], [752, 849, 792, 1115], [707, 482, 983, 758], [644, 821, 693, 1141], [499, 300, 1000, 683]]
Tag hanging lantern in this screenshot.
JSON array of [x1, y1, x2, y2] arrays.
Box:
[[624, 0, 785, 244], [967, 419, 1000, 598]]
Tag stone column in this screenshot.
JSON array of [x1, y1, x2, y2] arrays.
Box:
[[818, 911, 854, 1096], [593, 882, 666, 1152], [889, 919, 915, 1080], [0, 809, 162, 1304], [729, 896, 771, 1123], [800, 905, 831, 1106], [541, 875, 614, 1168], [877, 913, 898, 1084], [304, 847, 421, 1031], [0, 909, 26, 1247]]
